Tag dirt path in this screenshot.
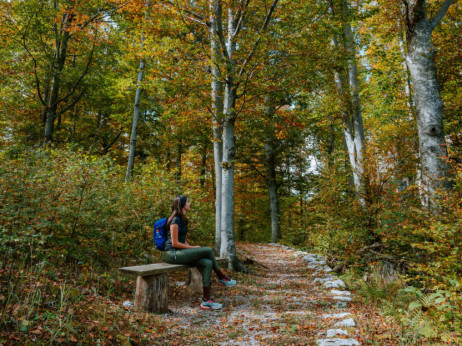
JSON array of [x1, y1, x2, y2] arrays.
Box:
[[162, 243, 361, 345]]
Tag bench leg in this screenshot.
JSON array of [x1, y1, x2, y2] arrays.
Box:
[[187, 268, 203, 294], [135, 273, 169, 313]]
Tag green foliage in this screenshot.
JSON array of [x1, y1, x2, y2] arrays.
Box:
[[380, 282, 462, 344], [0, 148, 215, 269], [301, 151, 462, 343]]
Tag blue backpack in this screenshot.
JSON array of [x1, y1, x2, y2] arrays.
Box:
[[153, 217, 181, 251], [153, 218, 168, 251]]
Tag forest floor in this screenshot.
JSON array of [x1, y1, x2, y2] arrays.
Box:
[[146, 243, 400, 345], [1, 243, 402, 345]]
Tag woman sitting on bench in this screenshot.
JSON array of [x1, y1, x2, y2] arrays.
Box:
[[163, 195, 236, 310]]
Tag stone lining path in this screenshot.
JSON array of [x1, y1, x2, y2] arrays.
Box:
[[163, 243, 361, 345]]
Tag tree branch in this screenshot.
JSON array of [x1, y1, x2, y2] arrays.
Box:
[[21, 41, 47, 106], [212, 0, 231, 63], [71, 1, 132, 37], [101, 128, 124, 155], [241, 157, 266, 180], [57, 90, 85, 117], [53, 29, 97, 107], [237, 0, 279, 78], [233, 0, 251, 37], [189, 87, 215, 117], [430, 0, 454, 31]]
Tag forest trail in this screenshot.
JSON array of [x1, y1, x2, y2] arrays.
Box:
[[162, 243, 361, 345]]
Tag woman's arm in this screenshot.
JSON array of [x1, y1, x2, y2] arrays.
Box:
[[170, 224, 199, 249]]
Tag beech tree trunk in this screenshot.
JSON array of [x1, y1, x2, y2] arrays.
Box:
[[125, 53, 145, 181], [329, 0, 366, 201], [220, 8, 237, 260], [263, 95, 281, 243], [126, 0, 148, 181], [402, 0, 453, 208], [210, 0, 224, 255], [210, 0, 278, 271]]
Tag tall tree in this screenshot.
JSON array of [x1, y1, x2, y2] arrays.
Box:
[[328, 0, 366, 201], [210, 0, 224, 255], [211, 0, 279, 270], [263, 94, 282, 243], [126, 0, 149, 181], [400, 0, 455, 207]]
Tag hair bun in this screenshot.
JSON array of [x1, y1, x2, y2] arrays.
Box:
[[180, 195, 187, 208]]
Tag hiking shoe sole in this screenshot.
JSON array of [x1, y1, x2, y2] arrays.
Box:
[[216, 278, 237, 287]]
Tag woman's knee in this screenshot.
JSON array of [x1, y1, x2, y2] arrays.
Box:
[[202, 247, 214, 256], [203, 258, 213, 270]]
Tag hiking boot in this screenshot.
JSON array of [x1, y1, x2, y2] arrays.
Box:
[[200, 299, 222, 310], [216, 277, 237, 287]]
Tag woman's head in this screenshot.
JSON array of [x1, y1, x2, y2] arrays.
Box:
[[168, 195, 189, 225], [173, 195, 189, 210]]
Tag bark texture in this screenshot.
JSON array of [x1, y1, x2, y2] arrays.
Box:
[[125, 53, 145, 181], [187, 268, 203, 294], [329, 0, 366, 201], [402, 0, 453, 207], [210, 0, 224, 255], [263, 95, 281, 243], [210, 0, 278, 272], [135, 274, 169, 313]]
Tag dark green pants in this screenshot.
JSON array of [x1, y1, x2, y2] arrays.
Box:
[[163, 247, 220, 287]]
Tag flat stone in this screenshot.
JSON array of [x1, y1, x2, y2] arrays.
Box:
[[335, 301, 348, 308], [334, 318, 356, 327], [303, 254, 327, 268], [333, 296, 352, 302], [323, 313, 352, 319], [323, 279, 346, 288], [314, 275, 336, 283], [315, 266, 333, 273], [326, 329, 348, 338], [331, 290, 351, 296], [316, 338, 360, 346]]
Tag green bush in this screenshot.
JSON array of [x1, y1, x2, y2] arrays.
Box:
[[0, 148, 215, 270]]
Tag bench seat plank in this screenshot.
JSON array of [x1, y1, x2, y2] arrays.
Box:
[[118, 257, 228, 277]]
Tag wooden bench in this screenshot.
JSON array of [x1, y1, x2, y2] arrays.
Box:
[[118, 257, 228, 313]]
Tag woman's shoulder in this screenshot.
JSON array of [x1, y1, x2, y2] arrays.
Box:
[[170, 216, 186, 226], [171, 216, 180, 224]]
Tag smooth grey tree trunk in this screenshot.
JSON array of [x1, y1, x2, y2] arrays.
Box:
[[397, 34, 415, 192], [210, 0, 224, 255], [329, 0, 366, 201], [220, 8, 237, 260], [265, 136, 281, 244], [126, 1, 149, 181], [125, 54, 145, 181], [210, 0, 278, 271], [402, 0, 453, 208], [263, 95, 281, 243]]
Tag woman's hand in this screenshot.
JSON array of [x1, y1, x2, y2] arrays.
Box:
[[191, 245, 201, 248]]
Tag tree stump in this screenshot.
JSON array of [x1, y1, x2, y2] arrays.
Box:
[[135, 273, 169, 313], [187, 267, 203, 294]]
